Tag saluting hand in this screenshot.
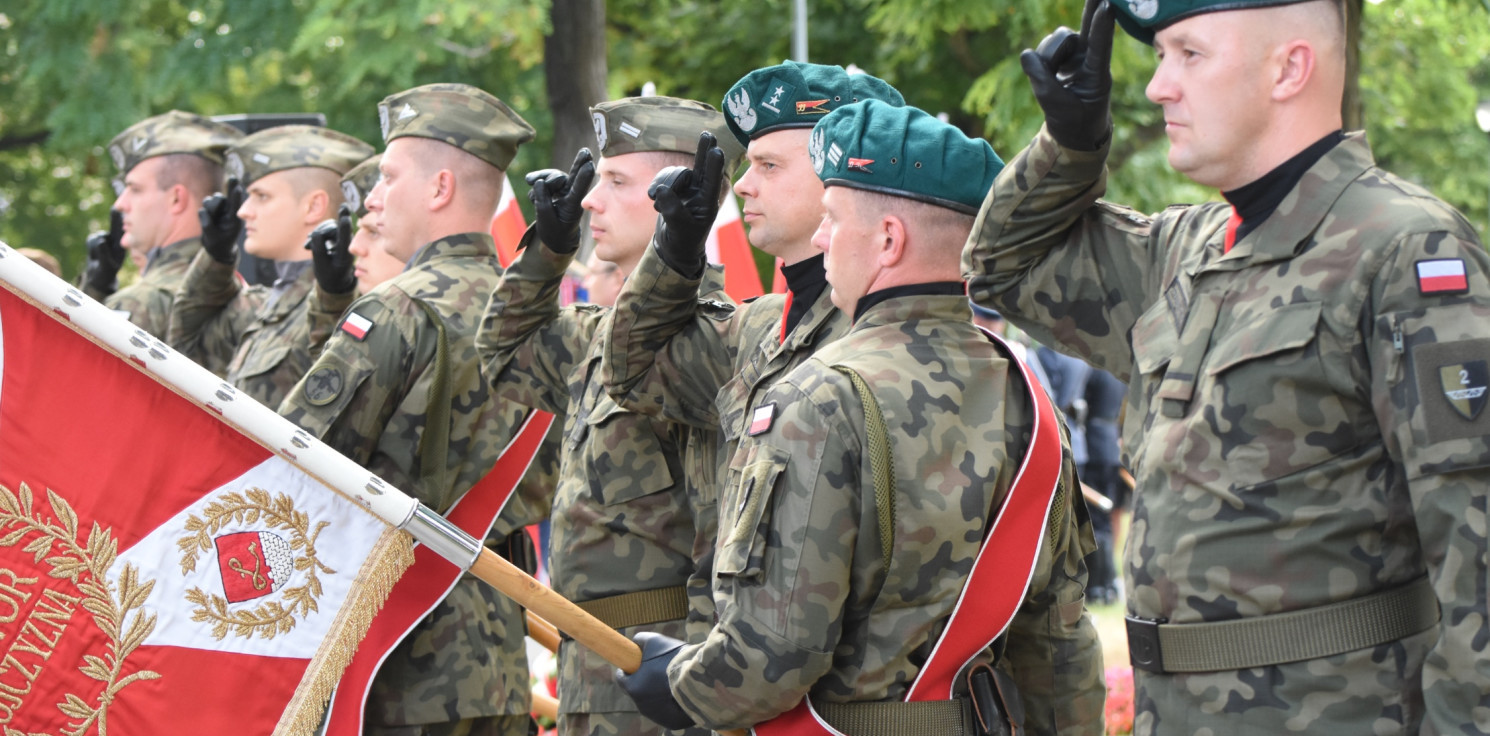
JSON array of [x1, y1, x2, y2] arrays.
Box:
[[306, 204, 356, 295], [526, 148, 595, 254], [648, 131, 724, 279], [1021, 0, 1116, 151], [199, 177, 246, 264], [83, 209, 126, 295]]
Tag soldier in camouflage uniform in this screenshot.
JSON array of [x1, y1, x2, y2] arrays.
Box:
[[965, 0, 1490, 733], [616, 100, 1099, 735], [168, 125, 371, 401], [475, 96, 742, 736], [605, 63, 1104, 736], [80, 111, 242, 338], [279, 83, 546, 736]]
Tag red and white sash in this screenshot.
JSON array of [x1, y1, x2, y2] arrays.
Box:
[[754, 329, 1063, 734]]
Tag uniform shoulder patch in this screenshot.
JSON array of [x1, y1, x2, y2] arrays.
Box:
[[1416, 259, 1469, 296], [747, 403, 776, 436], [1414, 338, 1490, 445], [340, 311, 374, 341], [302, 367, 344, 406]]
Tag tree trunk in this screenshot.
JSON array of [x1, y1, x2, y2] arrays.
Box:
[[1343, 0, 1364, 130], [543, 0, 609, 168]]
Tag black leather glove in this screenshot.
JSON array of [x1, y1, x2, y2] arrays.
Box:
[[83, 209, 126, 295], [199, 177, 246, 264], [648, 131, 725, 279], [615, 632, 695, 730], [1020, 0, 1115, 151], [306, 204, 356, 294], [526, 148, 595, 254]]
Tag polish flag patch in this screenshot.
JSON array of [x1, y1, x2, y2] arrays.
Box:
[[341, 311, 374, 340], [1416, 259, 1469, 295], [748, 404, 776, 436]]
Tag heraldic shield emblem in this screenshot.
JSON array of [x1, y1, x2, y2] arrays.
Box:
[[215, 530, 292, 603], [1440, 360, 1489, 420]]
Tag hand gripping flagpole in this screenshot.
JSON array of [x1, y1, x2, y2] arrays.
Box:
[[0, 244, 748, 735]]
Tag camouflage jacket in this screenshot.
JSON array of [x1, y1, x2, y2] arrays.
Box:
[[610, 248, 1103, 734], [280, 232, 550, 725], [476, 227, 725, 717], [964, 128, 1490, 735], [304, 282, 357, 361], [101, 237, 202, 340], [666, 290, 1102, 732], [168, 249, 267, 379]]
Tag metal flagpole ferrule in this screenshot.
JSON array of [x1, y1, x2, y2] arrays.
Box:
[[403, 503, 485, 571]]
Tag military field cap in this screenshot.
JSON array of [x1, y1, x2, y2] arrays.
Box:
[[810, 100, 1004, 215], [1113, 0, 1318, 44], [378, 83, 535, 171], [722, 61, 905, 147], [108, 110, 244, 176], [590, 96, 746, 179], [340, 154, 382, 217], [225, 125, 374, 186]]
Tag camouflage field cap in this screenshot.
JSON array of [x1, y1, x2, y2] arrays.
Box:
[[1113, 0, 1318, 44], [340, 154, 382, 217], [590, 96, 746, 179], [224, 125, 374, 186], [107, 110, 244, 176], [378, 83, 535, 171], [810, 100, 1004, 215], [722, 61, 904, 148]]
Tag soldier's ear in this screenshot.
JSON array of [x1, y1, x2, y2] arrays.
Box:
[[879, 214, 908, 267], [429, 169, 458, 212], [166, 183, 193, 216], [302, 188, 331, 224]]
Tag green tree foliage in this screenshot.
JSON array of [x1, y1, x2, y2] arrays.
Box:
[[3, 0, 1489, 279]]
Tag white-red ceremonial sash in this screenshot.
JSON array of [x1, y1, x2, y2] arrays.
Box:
[[323, 409, 553, 736], [754, 328, 1063, 734], [0, 244, 415, 735]]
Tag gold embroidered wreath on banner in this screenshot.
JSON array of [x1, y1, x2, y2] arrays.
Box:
[[0, 483, 160, 736], [177, 488, 335, 641]]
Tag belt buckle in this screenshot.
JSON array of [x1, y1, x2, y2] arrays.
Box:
[[1124, 614, 1168, 674]]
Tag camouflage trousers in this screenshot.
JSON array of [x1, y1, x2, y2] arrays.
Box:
[[366, 715, 533, 736], [558, 711, 712, 736]]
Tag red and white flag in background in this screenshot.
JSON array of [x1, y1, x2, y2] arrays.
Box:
[[0, 246, 414, 735], [706, 194, 765, 302], [491, 173, 528, 270]]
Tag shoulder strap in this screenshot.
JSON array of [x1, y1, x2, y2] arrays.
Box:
[[830, 364, 896, 575]]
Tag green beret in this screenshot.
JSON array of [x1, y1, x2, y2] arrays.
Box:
[[590, 96, 746, 178], [1113, 0, 1318, 44], [107, 110, 244, 176], [224, 125, 374, 187], [378, 83, 535, 171], [340, 154, 381, 217], [810, 100, 1004, 215], [722, 61, 905, 147]]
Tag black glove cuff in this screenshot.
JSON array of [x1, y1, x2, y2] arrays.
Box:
[[652, 229, 706, 281], [617, 633, 696, 730]]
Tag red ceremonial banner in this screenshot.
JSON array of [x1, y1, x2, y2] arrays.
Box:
[[0, 247, 414, 735]]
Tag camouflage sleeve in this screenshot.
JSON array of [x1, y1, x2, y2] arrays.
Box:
[[475, 227, 601, 415], [1002, 427, 1106, 736], [103, 282, 171, 340], [962, 127, 1161, 379], [602, 242, 742, 428], [305, 283, 356, 360], [278, 295, 442, 508], [1369, 230, 1490, 734], [668, 373, 861, 730], [168, 249, 264, 377]]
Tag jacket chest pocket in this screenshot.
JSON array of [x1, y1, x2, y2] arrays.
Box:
[[715, 443, 789, 581], [229, 340, 293, 381], [580, 396, 677, 506]]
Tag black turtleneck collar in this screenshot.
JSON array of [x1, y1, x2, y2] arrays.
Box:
[[781, 254, 829, 336], [852, 281, 964, 322], [1223, 130, 1344, 244]]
